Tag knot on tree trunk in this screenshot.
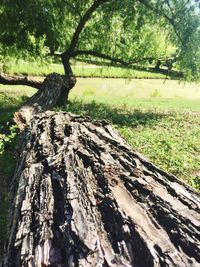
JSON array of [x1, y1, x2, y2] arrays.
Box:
[[14, 73, 76, 130]]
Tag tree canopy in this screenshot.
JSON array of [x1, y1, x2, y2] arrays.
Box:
[[0, 0, 200, 81]]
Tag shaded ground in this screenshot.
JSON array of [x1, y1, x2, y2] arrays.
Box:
[[0, 171, 9, 259]]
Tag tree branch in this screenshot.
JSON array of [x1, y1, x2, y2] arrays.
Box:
[[137, 0, 174, 22], [166, 0, 175, 16], [176, 0, 190, 15], [61, 0, 110, 75], [0, 73, 42, 89], [73, 50, 131, 66], [67, 0, 110, 55], [73, 49, 169, 66]]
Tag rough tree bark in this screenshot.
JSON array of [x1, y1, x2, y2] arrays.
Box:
[[2, 74, 200, 267], [0, 73, 42, 89], [14, 73, 76, 129]]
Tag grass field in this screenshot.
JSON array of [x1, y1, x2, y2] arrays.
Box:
[[2, 59, 171, 79]]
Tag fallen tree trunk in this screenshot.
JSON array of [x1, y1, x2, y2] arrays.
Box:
[[3, 113, 200, 267], [2, 74, 200, 267]]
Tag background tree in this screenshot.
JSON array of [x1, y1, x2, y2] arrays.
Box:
[[0, 0, 200, 84]]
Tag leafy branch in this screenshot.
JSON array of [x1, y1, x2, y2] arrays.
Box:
[[61, 0, 111, 74]]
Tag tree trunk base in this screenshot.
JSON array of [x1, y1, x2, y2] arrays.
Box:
[[3, 111, 200, 267], [14, 73, 76, 129]]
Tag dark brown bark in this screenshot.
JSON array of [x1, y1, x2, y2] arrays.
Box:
[[0, 73, 42, 89], [2, 74, 200, 267], [3, 111, 200, 267]]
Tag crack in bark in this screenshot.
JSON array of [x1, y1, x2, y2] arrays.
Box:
[[3, 75, 200, 266]]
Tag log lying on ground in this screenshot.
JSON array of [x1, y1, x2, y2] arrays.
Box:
[[3, 111, 200, 267], [2, 73, 200, 266]]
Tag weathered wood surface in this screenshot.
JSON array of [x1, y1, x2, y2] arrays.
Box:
[[0, 73, 42, 89], [14, 73, 76, 129], [3, 111, 200, 267]]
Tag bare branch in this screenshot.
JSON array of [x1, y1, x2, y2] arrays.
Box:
[[73, 49, 162, 66], [0, 73, 42, 89], [73, 50, 131, 66]]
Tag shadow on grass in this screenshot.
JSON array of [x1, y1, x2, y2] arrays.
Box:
[[0, 93, 27, 127], [0, 126, 18, 261], [65, 99, 167, 128], [0, 137, 18, 261], [0, 93, 21, 260]]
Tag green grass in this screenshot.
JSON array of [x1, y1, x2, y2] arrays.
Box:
[[0, 93, 22, 179], [1, 76, 200, 101], [2, 59, 63, 76], [73, 65, 167, 79], [73, 78, 200, 101], [1, 85, 199, 188], [2, 59, 169, 79], [0, 93, 22, 259]]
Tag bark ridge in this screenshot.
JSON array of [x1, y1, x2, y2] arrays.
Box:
[[3, 112, 200, 267]]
